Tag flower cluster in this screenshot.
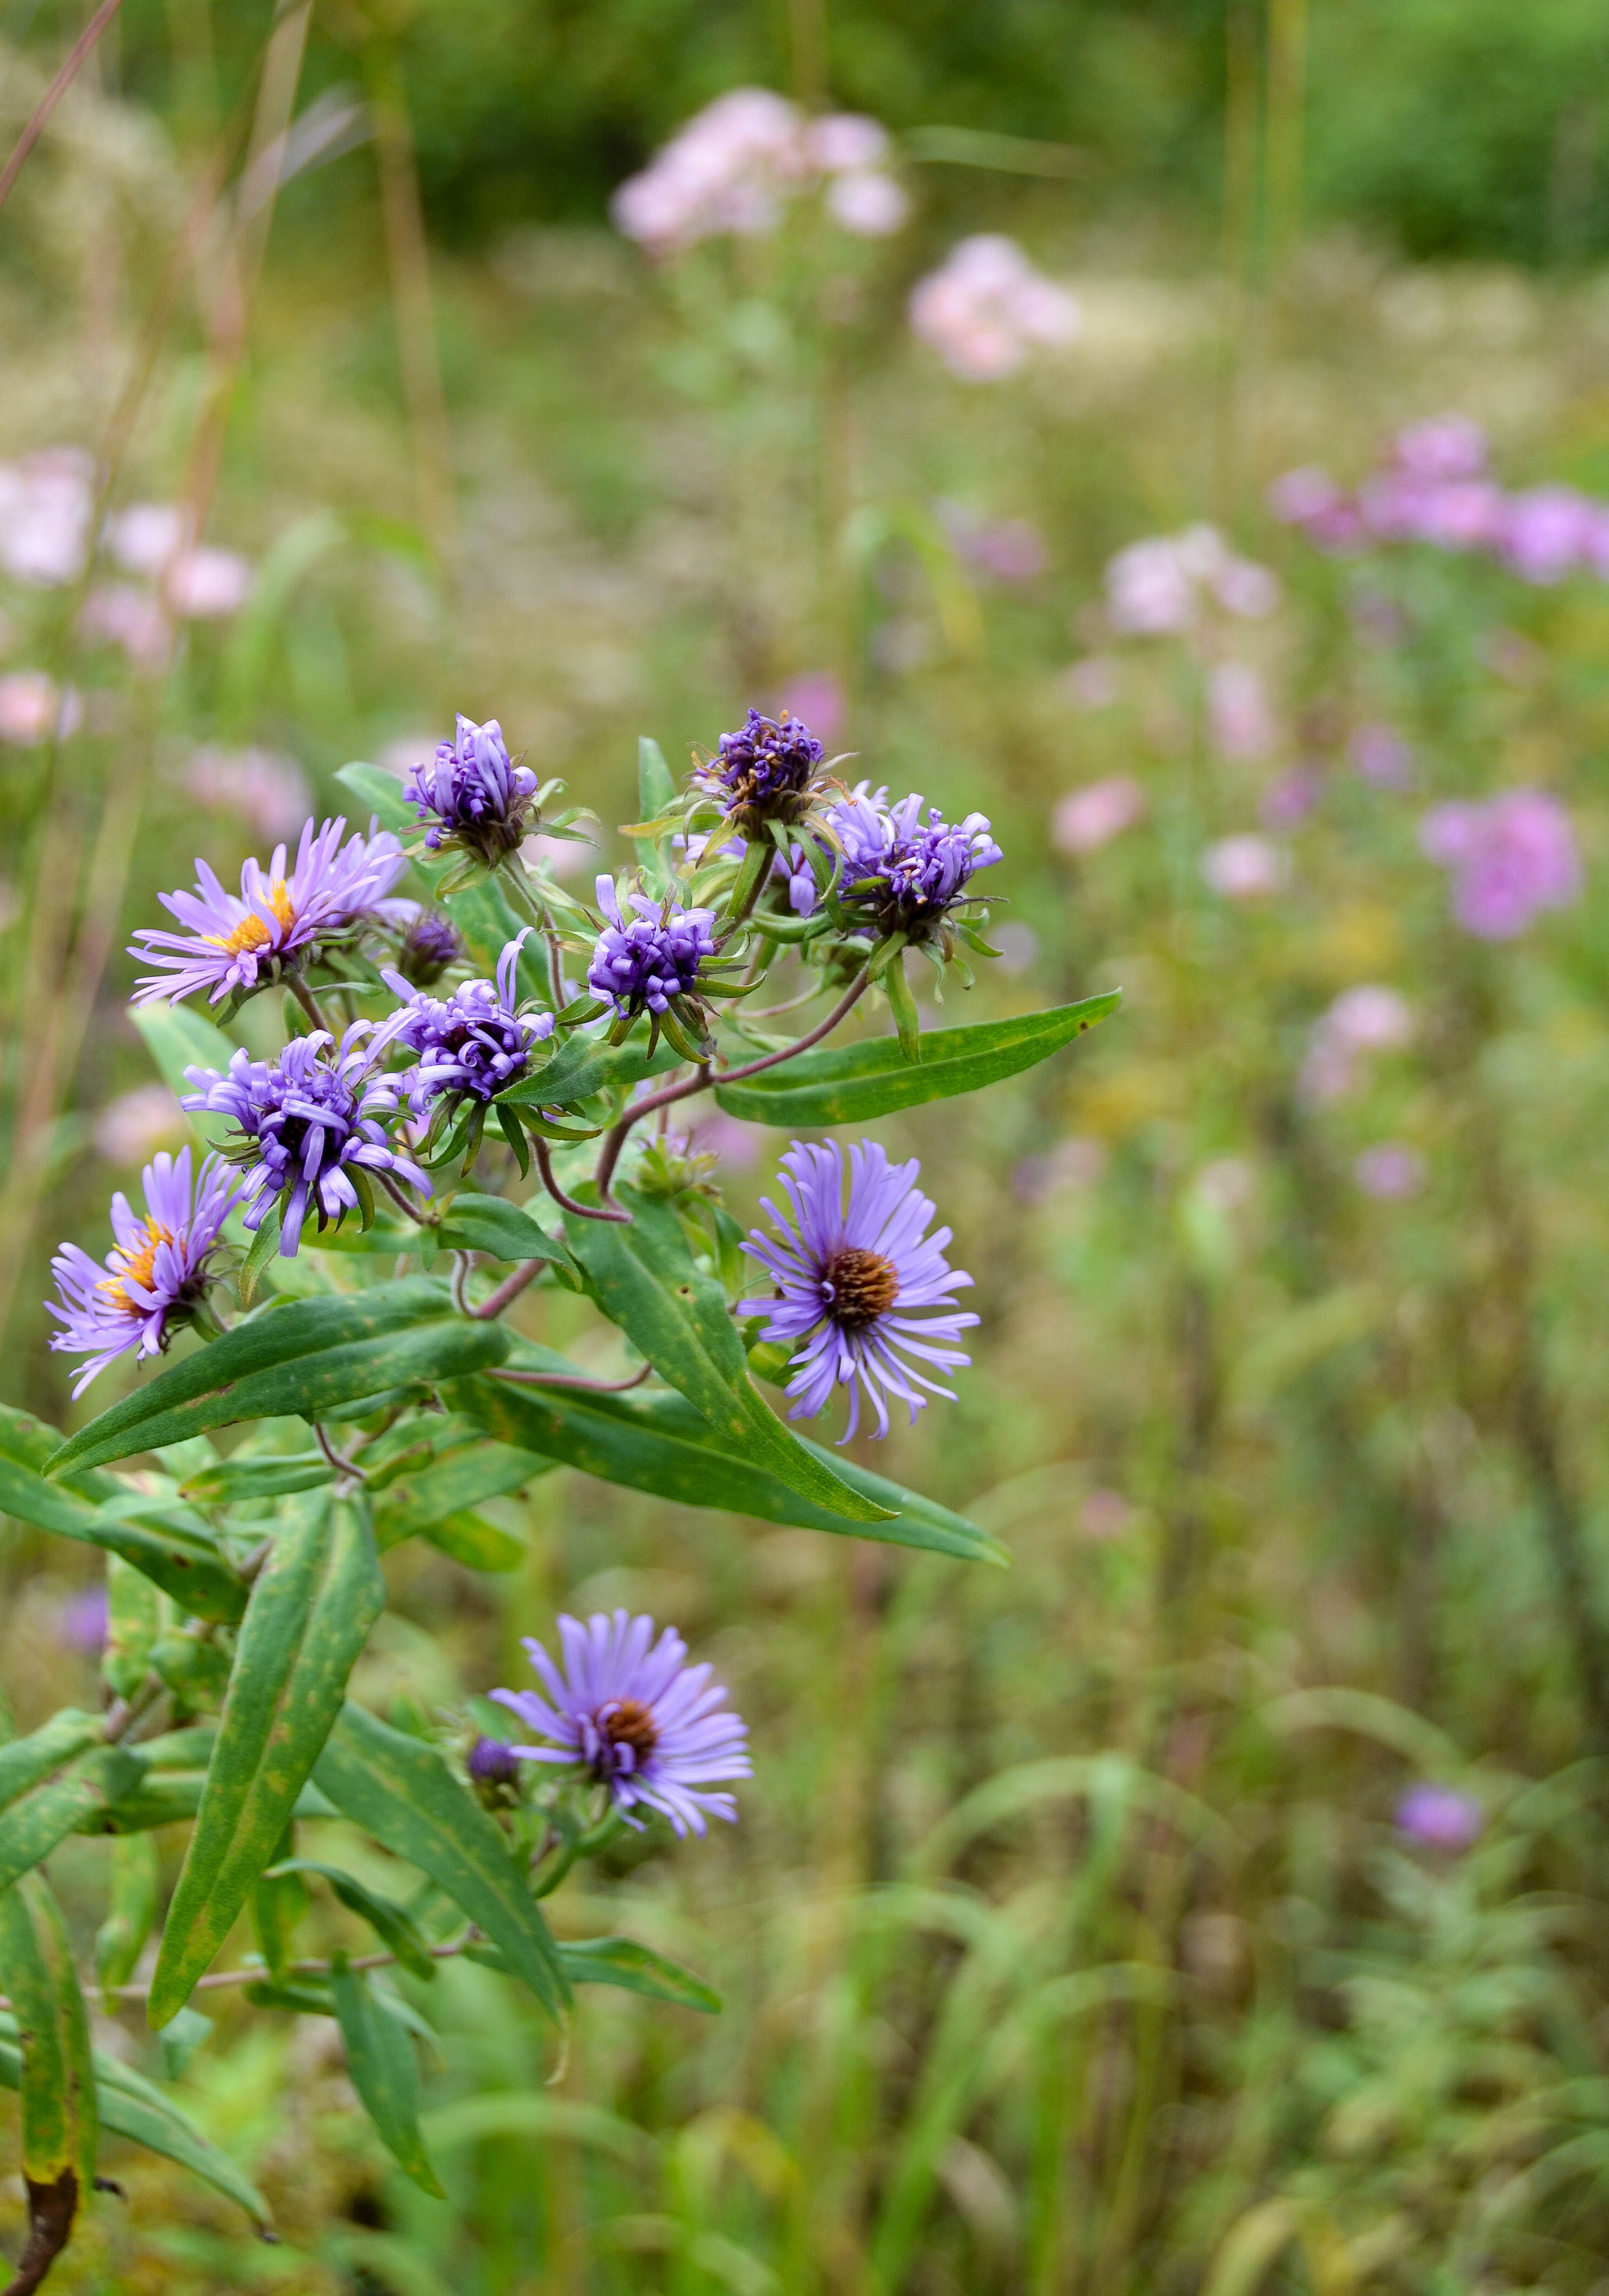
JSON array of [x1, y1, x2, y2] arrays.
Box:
[[589, 878, 716, 1022], [406, 714, 540, 863], [47, 1148, 239, 1397], [1103, 522, 1280, 636], [1272, 415, 1609, 585], [130, 817, 407, 1008], [744, 1141, 977, 1441], [1419, 789, 1581, 939], [908, 235, 1080, 383], [182, 1023, 431, 1255], [492, 1611, 750, 1834], [828, 785, 1002, 943], [612, 89, 907, 257], [383, 932, 553, 1113], [693, 707, 831, 835]]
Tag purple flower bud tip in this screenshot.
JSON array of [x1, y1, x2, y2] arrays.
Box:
[[695, 707, 828, 831], [1395, 1784, 1483, 1851], [467, 1735, 522, 1789], [588, 881, 716, 1019], [830, 784, 1001, 942], [405, 713, 540, 861]]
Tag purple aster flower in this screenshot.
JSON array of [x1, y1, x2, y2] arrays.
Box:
[[392, 907, 462, 988], [405, 713, 540, 860], [742, 1139, 978, 1441], [1395, 1783, 1483, 1851], [465, 1734, 523, 1806], [1419, 789, 1581, 939], [588, 876, 716, 1019], [490, 1611, 750, 1836], [381, 931, 554, 1113], [181, 1022, 430, 1256], [46, 1146, 240, 1396], [694, 707, 830, 834], [828, 783, 1002, 945], [130, 817, 407, 1008]]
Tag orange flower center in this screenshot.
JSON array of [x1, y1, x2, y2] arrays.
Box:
[[205, 878, 296, 957], [601, 1699, 659, 1759], [97, 1218, 174, 1318]]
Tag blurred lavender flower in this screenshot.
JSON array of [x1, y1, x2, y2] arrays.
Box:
[[1394, 415, 1489, 480], [1420, 789, 1581, 939], [182, 1024, 429, 1255], [743, 1139, 977, 1440], [830, 785, 1002, 943], [382, 931, 553, 1113], [777, 672, 846, 744], [1496, 487, 1601, 584], [1261, 770, 1321, 829], [1053, 775, 1147, 855], [406, 714, 540, 862], [93, 1085, 186, 1164], [46, 1148, 240, 1396], [1356, 1143, 1426, 1199], [1350, 723, 1414, 789], [492, 1611, 750, 1835], [1268, 466, 1365, 552], [694, 707, 830, 835], [130, 817, 406, 1008], [1395, 1784, 1483, 1851], [55, 1585, 109, 1656], [908, 235, 1079, 382], [589, 879, 716, 1019], [390, 908, 462, 988], [1200, 835, 1287, 899], [104, 502, 184, 575]]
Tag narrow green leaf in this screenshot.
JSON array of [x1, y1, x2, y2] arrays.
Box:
[[264, 1859, 436, 1980], [372, 1437, 551, 1551], [421, 1512, 527, 1571], [238, 1209, 283, 1310], [250, 1821, 307, 1981], [95, 1833, 160, 2007], [129, 1004, 239, 1152], [330, 1956, 446, 2197], [0, 1874, 97, 2198], [558, 1936, 721, 2013], [883, 955, 923, 1063], [435, 1193, 577, 1271], [453, 1365, 1006, 1565], [82, 1772, 338, 1837], [0, 1712, 103, 1814], [637, 735, 677, 823], [45, 1281, 511, 1477], [313, 1704, 570, 2023], [72, 2041, 270, 2227], [712, 990, 1122, 1125], [0, 1747, 147, 1892], [103, 1555, 160, 1699], [179, 1453, 334, 1504], [148, 1492, 386, 2026], [494, 1026, 679, 1110], [564, 1187, 894, 1525]]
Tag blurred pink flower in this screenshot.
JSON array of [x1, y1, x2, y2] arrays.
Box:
[[1200, 834, 1286, 898], [1207, 662, 1276, 761], [1301, 985, 1412, 1102], [804, 114, 889, 173], [1059, 655, 1119, 710], [685, 1107, 766, 1169], [1261, 770, 1320, 828], [0, 450, 93, 586], [1350, 723, 1413, 788], [951, 516, 1045, 583], [1014, 1134, 1107, 1203], [184, 745, 311, 840], [1105, 525, 1279, 636], [826, 170, 908, 236], [1393, 415, 1489, 482], [1053, 775, 1146, 855], [523, 832, 593, 879], [104, 502, 185, 576], [165, 546, 252, 618], [1355, 1142, 1426, 1199], [1420, 789, 1581, 938], [1080, 1489, 1132, 1540], [0, 672, 82, 744], [612, 92, 906, 256], [778, 671, 845, 743], [1495, 487, 1600, 584], [1395, 1783, 1482, 1850], [93, 1083, 188, 1163], [908, 235, 1078, 383], [80, 583, 172, 670], [1268, 465, 1366, 551]]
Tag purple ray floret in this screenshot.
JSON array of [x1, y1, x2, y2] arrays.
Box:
[[46, 1147, 240, 1396], [129, 817, 407, 1007], [743, 1138, 978, 1440], [491, 1610, 751, 1835], [828, 782, 1002, 937], [381, 931, 554, 1112], [588, 876, 716, 1017], [695, 707, 828, 829], [406, 713, 539, 856], [181, 1021, 431, 1255]]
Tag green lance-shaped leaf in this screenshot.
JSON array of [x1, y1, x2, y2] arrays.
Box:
[[0, 1712, 104, 1816], [494, 1025, 681, 1111], [103, 1555, 160, 1700], [434, 1192, 578, 1271], [557, 1937, 722, 2013], [451, 1365, 1007, 1566], [0, 1873, 97, 2266], [372, 1436, 551, 1552], [0, 1746, 147, 1893], [313, 1704, 569, 2024], [330, 1955, 447, 2198], [179, 1452, 335, 1504], [712, 990, 1122, 1127], [264, 1859, 436, 1979], [250, 1821, 307, 1982], [130, 1002, 239, 1152], [0, 1406, 248, 1621], [45, 1281, 512, 1477], [0, 2017, 272, 2230], [148, 1491, 386, 2026], [95, 1833, 160, 2006], [419, 1511, 526, 1571], [564, 1187, 894, 1526]]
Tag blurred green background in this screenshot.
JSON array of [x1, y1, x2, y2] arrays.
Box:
[[8, 1, 1609, 2289]]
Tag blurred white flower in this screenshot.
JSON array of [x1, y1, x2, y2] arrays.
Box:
[[104, 502, 185, 576], [93, 1084, 188, 1163], [0, 450, 93, 586], [523, 832, 592, 879], [1207, 662, 1276, 761], [80, 583, 172, 670], [0, 672, 82, 745], [1053, 775, 1147, 855], [183, 745, 311, 840], [1200, 834, 1287, 898], [908, 235, 1079, 383], [804, 114, 889, 172], [1105, 523, 1279, 637], [826, 170, 908, 236], [165, 547, 253, 619], [1300, 985, 1413, 1102]]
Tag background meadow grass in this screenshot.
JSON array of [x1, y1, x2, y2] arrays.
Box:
[[7, 4, 1609, 2290]]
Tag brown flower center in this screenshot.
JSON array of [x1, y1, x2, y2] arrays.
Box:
[[822, 1246, 900, 1330], [602, 1698, 659, 1760]]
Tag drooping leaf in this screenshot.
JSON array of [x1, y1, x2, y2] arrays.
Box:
[[0, 1746, 147, 1892], [0, 1874, 97, 2241], [455, 1363, 1005, 1563], [148, 1492, 386, 2026], [564, 1187, 894, 1526], [0, 1712, 103, 1815], [372, 1438, 551, 1552], [330, 1955, 446, 2197], [712, 991, 1122, 1126], [434, 1192, 577, 1271], [557, 1936, 721, 2013], [95, 1833, 160, 2007], [45, 1282, 511, 1477], [264, 1860, 436, 1980], [313, 1704, 569, 2024], [0, 1406, 248, 1621]]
